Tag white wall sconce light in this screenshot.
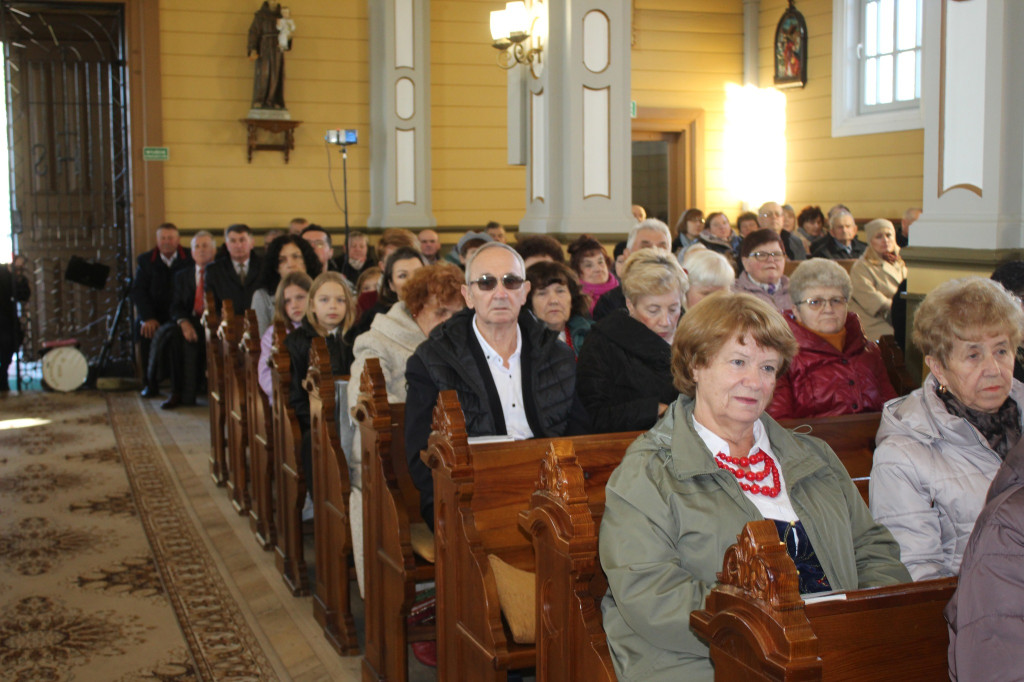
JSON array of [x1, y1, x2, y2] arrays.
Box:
[[490, 1, 544, 78]]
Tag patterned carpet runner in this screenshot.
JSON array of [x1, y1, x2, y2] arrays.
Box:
[[0, 391, 277, 681]]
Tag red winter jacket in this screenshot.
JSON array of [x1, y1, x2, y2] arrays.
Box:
[[768, 310, 896, 420]]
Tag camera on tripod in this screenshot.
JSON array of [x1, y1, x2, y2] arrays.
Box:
[[325, 129, 358, 146]]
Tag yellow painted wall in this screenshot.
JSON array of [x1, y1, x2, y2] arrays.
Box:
[[430, 0, 527, 227], [159, 0, 369, 232], [630, 0, 745, 219], [758, 0, 924, 219], [155, 0, 924, 235]]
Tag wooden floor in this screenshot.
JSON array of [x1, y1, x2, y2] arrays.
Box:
[[144, 395, 427, 681]]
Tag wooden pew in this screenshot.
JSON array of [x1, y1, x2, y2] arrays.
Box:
[[271, 320, 309, 595], [241, 310, 275, 549], [777, 412, 880, 504], [202, 292, 227, 486], [304, 337, 359, 655], [691, 520, 956, 681], [519, 412, 885, 682], [220, 299, 249, 514], [878, 333, 919, 396], [353, 358, 435, 682], [423, 390, 641, 682]]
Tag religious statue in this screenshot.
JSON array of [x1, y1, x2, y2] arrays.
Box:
[[248, 1, 287, 112]]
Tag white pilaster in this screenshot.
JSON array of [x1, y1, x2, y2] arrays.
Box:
[[914, 0, 1024, 249], [367, 0, 436, 228], [516, 0, 633, 236]]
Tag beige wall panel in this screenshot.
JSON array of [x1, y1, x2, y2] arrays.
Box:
[[634, 10, 742, 35], [756, 0, 923, 216]]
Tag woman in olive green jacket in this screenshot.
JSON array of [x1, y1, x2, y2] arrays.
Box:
[[599, 292, 910, 682]]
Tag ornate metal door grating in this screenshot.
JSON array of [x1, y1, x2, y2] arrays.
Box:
[[2, 3, 133, 370]]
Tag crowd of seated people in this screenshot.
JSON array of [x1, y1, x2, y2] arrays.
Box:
[[126, 205, 1024, 679]]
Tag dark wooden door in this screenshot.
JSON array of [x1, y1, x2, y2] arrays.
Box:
[[3, 3, 133, 370]]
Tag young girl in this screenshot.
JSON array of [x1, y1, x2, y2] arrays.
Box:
[[286, 271, 358, 492], [567, 235, 617, 316], [258, 270, 312, 403]]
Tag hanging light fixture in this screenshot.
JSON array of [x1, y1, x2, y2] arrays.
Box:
[[489, 1, 543, 76]]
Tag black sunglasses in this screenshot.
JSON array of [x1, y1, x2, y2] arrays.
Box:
[[469, 274, 525, 291]]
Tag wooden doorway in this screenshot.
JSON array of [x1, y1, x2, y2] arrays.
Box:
[[631, 107, 704, 230]]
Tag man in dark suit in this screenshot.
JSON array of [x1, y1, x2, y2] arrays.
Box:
[[205, 223, 263, 312], [131, 222, 193, 397], [1, 254, 30, 391], [160, 231, 217, 408]]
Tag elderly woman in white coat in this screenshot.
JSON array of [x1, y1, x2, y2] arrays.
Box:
[[871, 277, 1024, 581], [344, 263, 465, 593], [848, 218, 907, 341]]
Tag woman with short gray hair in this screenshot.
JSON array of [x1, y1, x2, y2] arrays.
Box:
[[767, 258, 896, 419], [681, 249, 734, 309], [849, 218, 907, 341]]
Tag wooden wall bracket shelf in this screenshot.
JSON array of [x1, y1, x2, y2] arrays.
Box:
[[242, 118, 301, 163]]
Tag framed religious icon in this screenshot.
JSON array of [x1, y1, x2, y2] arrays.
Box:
[[774, 1, 808, 89]]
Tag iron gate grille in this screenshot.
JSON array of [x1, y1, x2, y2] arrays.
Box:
[[2, 2, 133, 370]]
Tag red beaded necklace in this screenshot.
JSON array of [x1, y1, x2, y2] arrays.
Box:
[[714, 448, 782, 498]]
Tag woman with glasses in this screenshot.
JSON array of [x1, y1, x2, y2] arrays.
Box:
[[576, 248, 687, 433], [733, 229, 793, 312], [768, 259, 896, 420], [849, 219, 908, 342]]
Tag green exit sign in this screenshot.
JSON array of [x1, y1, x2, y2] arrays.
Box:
[[631, 101, 637, 118], [142, 147, 169, 161]]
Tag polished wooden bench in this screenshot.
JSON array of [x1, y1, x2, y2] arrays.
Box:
[[353, 358, 435, 682], [271, 320, 308, 596], [220, 299, 249, 514], [423, 390, 642, 682], [304, 337, 359, 655], [777, 412, 881, 504], [878, 333, 919, 396], [202, 292, 227, 486], [241, 309, 275, 549], [691, 520, 956, 681], [519, 412, 885, 682]]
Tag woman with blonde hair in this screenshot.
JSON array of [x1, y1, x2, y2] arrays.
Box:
[[286, 271, 358, 494], [576, 248, 687, 432], [871, 277, 1024, 580], [848, 218, 907, 341]]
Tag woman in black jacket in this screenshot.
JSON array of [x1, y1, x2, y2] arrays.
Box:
[[575, 248, 688, 433]]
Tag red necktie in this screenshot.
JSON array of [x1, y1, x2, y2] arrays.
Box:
[[193, 266, 205, 315]]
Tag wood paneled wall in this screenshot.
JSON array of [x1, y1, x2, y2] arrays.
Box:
[[631, 0, 745, 219]]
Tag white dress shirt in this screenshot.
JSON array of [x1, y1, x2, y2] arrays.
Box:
[[471, 315, 533, 440]]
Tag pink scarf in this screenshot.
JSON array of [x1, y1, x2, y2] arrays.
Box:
[[581, 273, 619, 314]]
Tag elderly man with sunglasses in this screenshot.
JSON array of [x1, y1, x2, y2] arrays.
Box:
[[405, 242, 590, 530], [732, 228, 794, 312]]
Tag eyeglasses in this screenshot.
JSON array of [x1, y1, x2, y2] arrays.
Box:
[[469, 274, 525, 291], [797, 296, 848, 310], [748, 251, 785, 262]]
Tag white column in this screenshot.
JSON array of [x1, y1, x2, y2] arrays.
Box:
[[914, 0, 1024, 249], [367, 0, 436, 228], [516, 0, 633, 236]]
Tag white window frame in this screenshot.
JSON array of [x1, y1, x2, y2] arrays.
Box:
[[832, 0, 925, 137]]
